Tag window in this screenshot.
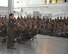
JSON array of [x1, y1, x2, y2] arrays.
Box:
[[52, 0, 57, 4], [14, 0, 23, 8], [45, 0, 51, 4], [57, 0, 64, 3], [0, 0, 8, 7], [45, 0, 65, 4]]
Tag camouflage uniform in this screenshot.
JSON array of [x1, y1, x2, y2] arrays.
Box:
[[7, 18, 16, 48]]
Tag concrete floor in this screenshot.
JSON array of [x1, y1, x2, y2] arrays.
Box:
[[0, 34, 68, 54]]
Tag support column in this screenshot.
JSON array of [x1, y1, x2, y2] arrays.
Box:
[[8, 0, 14, 14]]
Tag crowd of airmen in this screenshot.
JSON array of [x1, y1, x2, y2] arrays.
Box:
[[0, 13, 68, 49]]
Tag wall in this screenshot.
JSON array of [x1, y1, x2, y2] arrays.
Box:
[[21, 0, 66, 6], [21, 3, 68, 19], [67, 0, 68, 2], [0, 6, 8, 16], [28, 0, 44, 5]]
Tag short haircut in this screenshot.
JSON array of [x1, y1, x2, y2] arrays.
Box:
[[9, 13, 14, 17]]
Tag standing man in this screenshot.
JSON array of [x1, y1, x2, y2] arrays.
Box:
[[7, 13, 16, 49]]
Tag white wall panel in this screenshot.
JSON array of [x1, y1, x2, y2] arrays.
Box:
[[0, 0, 8, 7], [21, 3, 68, 19], [0, 7, 8, 15]]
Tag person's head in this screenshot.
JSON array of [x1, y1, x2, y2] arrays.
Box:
[[9, 13, 14, 19], [67, 17, 68, 19]]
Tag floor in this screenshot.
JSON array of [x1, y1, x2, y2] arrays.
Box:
[[0, 34, 68, 54]]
